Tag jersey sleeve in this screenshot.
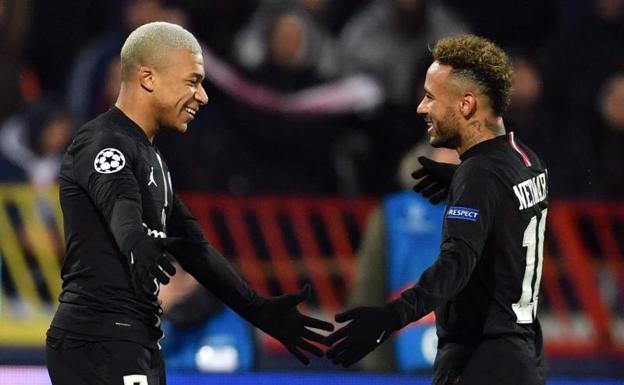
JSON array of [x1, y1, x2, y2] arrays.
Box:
[[442, 160, 499, 255], [388, 161, 500, 327], [167, 195, 263, 318], [71, 130, 145, 254]]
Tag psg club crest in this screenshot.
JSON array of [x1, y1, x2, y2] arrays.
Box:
[[94, 148, 126, 174]]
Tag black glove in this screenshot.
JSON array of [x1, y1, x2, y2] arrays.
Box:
[[412, 156, 458, 204], [250, 285, 335, 365], [324, 305, 401, 367], [130, 237, 179, 295]]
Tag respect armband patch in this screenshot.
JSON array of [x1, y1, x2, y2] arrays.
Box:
[[94, 148, 126, 174], [446, 206, 479, 222]]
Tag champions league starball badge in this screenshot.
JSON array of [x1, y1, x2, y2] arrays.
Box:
[[94, 148, 126, 174]]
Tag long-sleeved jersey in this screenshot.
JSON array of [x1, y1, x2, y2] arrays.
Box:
[[52, 107, 260, 348], [390, 132, 549, 345]]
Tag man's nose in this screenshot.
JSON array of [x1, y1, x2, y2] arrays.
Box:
[[196, 83, 209, 105], [416, 99, 427, 115]]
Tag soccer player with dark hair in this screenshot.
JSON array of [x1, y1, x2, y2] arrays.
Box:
[[46, 22, 333, 385], [325, 34, 547, 385]]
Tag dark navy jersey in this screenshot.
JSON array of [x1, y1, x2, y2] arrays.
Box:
[[52, 107, 260, 348], [391, 132, 549, 346]]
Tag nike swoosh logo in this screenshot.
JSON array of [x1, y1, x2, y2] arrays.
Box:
[[376, 330, 386, 344]]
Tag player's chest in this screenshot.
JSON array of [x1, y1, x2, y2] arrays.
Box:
[[135, 149, 173, 212]]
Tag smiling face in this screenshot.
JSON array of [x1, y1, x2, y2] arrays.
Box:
[[151, 48, 208, 133], [416, 61, 462, 149]]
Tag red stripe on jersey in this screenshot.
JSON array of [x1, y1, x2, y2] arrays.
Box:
[[508, 131, 531, 167]]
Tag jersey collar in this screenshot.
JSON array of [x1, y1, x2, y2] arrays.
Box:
[[109, 106, 152, 146], [459, 133, 508, 161]]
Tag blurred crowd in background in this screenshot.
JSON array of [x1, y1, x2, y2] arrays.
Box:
[[1, 0, 623, 197]]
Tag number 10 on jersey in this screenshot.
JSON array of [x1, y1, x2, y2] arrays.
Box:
[[513, 208, 548, 324]]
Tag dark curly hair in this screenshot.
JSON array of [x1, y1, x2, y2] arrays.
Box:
[[432, 34, 513, 116]]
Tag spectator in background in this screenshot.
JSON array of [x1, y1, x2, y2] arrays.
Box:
[[539, 0, 624, 196], [504, 56, 572, 197], [444, 0, 559, 56], [338, 0, 469, 107], [0, 0, 31, 121], [178, 0, 258, 58], [25, 0, 118, 93], [0, 99, 73, 186], [349, 142, 458, 372], [232, 0, 339, 88], [542, 0, 624, 117], [593, 73, 624, 198], [195, 0, 348, 195]]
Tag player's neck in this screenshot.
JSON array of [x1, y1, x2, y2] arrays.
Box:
[[115, 87, 158, 143], [457, 116, 505, 155]]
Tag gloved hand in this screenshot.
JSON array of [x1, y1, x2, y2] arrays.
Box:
[[324, 305, 401, 367], [412, 156, 458, 204], [250, 285, 335, 365], [130, 237, 180, 295]]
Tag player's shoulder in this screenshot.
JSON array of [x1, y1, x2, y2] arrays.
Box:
[[72, 110, 138, 153], [509, 134, 547, 172], [455, 156, 495, 179]]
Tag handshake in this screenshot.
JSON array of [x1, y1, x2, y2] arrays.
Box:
[[126, 237, 398, 367], [126, 156, 455, 367], [258, 155, 457, 366], [242, 285, 404, 367], [128, 240, 402, 368]]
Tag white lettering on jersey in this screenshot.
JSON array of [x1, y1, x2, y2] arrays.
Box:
[[513, 172, 548, 210], [142, 223, 166, 238], [123, 375, 148, 385], [94, 148, 125, 174]]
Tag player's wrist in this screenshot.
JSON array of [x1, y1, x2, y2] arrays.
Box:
[[385, 299, 410, 331], [124, 231, 151, 258], [230, 291, 267, 325]]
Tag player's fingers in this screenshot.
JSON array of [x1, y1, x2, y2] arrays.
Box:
[[413, 175, 436, 193], [302, 328, 328, 344], [300, 314, 334, 331], [280, 284, 311, 308], [418, 156, 439, 169], [421, 181, 443, 198], [429, 188, 448, 205], [411, 167, 428, 180], [150, 265, 170, 285], [159, 254, 176, 276], [286, 345, 309, 365], [331, 349, 348, 365], [324, 323, 352, 346], [141, 276, 158, 295], [335, 307, 362, 323], [326, 337, 351, 360], [296, 338, 324, 358]]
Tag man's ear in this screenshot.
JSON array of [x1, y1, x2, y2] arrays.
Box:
[[139, 66, 155, 92], [459, 92, 477, 119]]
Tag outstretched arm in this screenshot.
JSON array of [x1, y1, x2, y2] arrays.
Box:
[[167, 195, 334, 364]]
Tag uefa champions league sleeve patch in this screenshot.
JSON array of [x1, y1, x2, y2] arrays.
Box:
[[94, 148, 126, 174], [446, 206, 479, 222]]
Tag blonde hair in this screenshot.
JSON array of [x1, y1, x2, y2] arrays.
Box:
[[433, 34, 513, 116], [120, 21, 201, 80]]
